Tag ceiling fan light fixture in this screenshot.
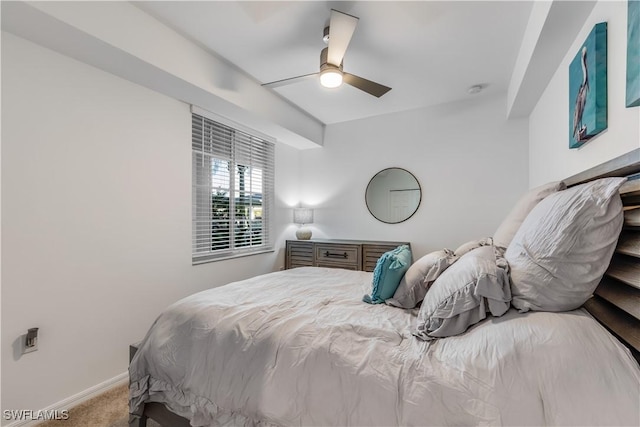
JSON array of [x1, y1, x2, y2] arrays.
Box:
[[320, 68, 343, 88]]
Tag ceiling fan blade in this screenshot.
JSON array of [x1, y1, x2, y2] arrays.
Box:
[[343, 73, 392, 98], [262, 73, 318, 88], [327, 9, 359, 66]]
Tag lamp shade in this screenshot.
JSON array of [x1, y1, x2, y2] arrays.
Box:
[[293, 208, 314, 225]]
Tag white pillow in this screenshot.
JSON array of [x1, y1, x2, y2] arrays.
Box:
[[413, 246, 511, 341], [493, 181, 566, 249], [505, 177, 626, 312], [453, 237, 493, 257], [386, 249, 456, 309]]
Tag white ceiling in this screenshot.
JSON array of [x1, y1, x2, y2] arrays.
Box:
[[134, 1, 533, 125]]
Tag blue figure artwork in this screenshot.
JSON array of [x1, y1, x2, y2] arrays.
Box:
[[627, 0, 640, 108], [569, 23, 607, 149]]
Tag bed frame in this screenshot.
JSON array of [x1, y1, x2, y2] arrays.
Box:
[[130, 148, 640, 427]]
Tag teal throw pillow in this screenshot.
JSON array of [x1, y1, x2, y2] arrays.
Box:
[[363, 245, 412, 304]]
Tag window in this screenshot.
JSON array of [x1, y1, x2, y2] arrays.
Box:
[[192, 107, 275, 264]]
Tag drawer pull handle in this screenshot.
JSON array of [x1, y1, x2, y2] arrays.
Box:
[[324, 251, 348, 259]]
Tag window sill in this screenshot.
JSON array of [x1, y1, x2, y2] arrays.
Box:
[[192, 248, 274, 265]]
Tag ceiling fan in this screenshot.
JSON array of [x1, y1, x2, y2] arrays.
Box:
[[262, 9, 392, 98]]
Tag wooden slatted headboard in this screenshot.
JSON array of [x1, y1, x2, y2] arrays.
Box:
[[563, 148, 640, 363]]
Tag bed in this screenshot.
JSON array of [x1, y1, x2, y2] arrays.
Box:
[[129, 149, 640, 427]]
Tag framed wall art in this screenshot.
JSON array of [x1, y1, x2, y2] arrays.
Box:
[[627, 0, 640, 107], [569, 22, 607, 149]]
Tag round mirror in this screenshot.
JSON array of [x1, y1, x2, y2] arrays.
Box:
[[365, 168, 421, 224]]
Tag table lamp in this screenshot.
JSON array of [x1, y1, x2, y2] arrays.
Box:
[[293, 208, 314, 240]]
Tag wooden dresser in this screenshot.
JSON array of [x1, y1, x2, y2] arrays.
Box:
[[285, 239, 411, 272]]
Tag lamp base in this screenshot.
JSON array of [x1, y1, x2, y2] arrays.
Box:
[[296, 228, 312, 240]]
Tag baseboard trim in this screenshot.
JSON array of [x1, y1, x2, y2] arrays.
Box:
[[5, 372, 128, 427]]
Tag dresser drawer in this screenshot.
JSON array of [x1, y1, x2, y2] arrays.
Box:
[[315, 244, 361, 268], [286, 241, 314, 269], [362, 243, 405, 272]]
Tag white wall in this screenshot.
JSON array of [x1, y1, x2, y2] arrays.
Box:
[[298, 94, 529, 259], [529, 0, 640, 185], [1, 32, 299, 418]]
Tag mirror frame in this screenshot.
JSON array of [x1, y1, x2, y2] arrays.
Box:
[[365, 167, 422, 224]]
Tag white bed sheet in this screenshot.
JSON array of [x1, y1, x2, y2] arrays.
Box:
[[130, 267, 640, 426]]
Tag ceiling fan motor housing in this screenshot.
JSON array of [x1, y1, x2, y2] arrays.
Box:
[[320, 47, 343, 73]]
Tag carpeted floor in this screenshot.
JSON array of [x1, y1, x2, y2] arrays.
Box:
[[37, 384, 160, 427]]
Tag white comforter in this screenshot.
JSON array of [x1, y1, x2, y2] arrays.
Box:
[[129, 267, 640, 426]]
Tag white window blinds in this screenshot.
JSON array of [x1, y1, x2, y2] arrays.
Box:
[[192, 109, 275, 263]]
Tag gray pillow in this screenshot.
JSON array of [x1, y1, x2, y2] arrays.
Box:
[[506, 177, 626, 312], [493, 181, 566, 249], [386, 249, 456, 309], [453, 237, 493, 257], [413, 246, 511, 341]]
